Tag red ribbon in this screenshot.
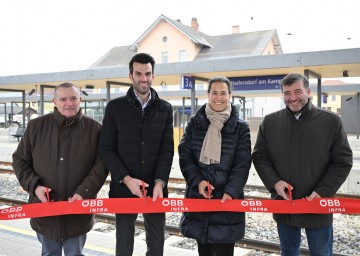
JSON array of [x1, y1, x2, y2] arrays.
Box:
[[1, 198, 359, 220]]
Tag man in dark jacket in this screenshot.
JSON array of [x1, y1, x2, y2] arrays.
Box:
[[252, 73, 353, 256], [99, 53, 174, 256], [12, 82, 108, 255]]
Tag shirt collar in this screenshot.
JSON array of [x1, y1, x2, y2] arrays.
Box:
[[133, 89, 151, 109]]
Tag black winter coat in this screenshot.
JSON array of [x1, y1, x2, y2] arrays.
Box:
[[99, 87, 174, 198], [178, 104, 252, 244], [252, 102, 353, 228]]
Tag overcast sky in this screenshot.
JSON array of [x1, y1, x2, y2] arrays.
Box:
[[0, 0, 359, 79]]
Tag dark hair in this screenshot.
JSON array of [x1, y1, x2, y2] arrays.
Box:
[[54, 82, 79, 96], [281, 73, 309, 92], [207, 76, 232, 93], [129, 53, 155, 74]]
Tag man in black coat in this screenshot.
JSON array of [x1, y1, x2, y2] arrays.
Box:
[[99, 53, 174, 256], [252, 73, 352, 256]]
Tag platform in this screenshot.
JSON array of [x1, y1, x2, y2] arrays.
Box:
[[0, 217, 252, 256], [0, 127, 359, 255]]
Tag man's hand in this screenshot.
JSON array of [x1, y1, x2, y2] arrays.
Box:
[[123, 175, 149, 198], [274, 180, 293, 200], [35, 185, 51, 203], [68, 194, 83, 202], [198, 180, 214, 199], [152, 181, 164, 201], [306, 191, 321, 201]]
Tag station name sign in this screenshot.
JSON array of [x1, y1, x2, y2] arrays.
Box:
[[229, 75, 286, 91]]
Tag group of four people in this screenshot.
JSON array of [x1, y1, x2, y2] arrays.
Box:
[[12, 53, 352, 256]]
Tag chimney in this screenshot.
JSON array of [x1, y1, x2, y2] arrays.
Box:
[[232, 25, 240, 34], [191, 17, 199, 31], [176, 19, 181, 23]]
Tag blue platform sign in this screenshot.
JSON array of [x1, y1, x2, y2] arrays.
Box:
[[178, 107, 191, 114], [181, 76, 194, 89], [229, 75, 286, 91]]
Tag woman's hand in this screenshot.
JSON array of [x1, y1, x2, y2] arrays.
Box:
[[221, 193, 232, 203], [198, 180, 214, 199]]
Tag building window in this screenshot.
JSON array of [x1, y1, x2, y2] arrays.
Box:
[[322, 94, 328, 103], [332, 95, 336, 101], [162, 36, 167, 42], [161, 52, 168, 63], [179, 50, 186, 62]]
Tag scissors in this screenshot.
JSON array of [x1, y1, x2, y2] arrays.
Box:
[[141, 180, 147, 198], [287, 183, 294, 205], [207, 181, 212, 200], [45, 187, 50, 202]]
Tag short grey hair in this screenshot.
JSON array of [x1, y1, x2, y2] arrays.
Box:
[[54, 82, 79, 97]]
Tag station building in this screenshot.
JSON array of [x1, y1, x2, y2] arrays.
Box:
[[0, 14, 359, 137]]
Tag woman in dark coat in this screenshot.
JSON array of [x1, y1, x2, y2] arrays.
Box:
[[178, 76, 252, 256]]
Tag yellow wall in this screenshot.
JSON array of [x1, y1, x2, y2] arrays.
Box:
[[262, 39, 277, 55], [138, 20, 202, 63], [312, 95, 341, 114], [173, 127, 184, 153]]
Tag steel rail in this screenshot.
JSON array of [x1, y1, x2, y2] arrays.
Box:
[[1, 170, 359, 199]]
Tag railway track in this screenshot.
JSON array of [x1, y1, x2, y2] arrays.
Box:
[[1, 164, 360, 199], [0, 196, 351, 256], [0, 161, 12, 167]]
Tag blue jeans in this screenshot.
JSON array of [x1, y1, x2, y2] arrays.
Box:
[[277, 223, 333, 256], [37, 233, 86, 256]]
